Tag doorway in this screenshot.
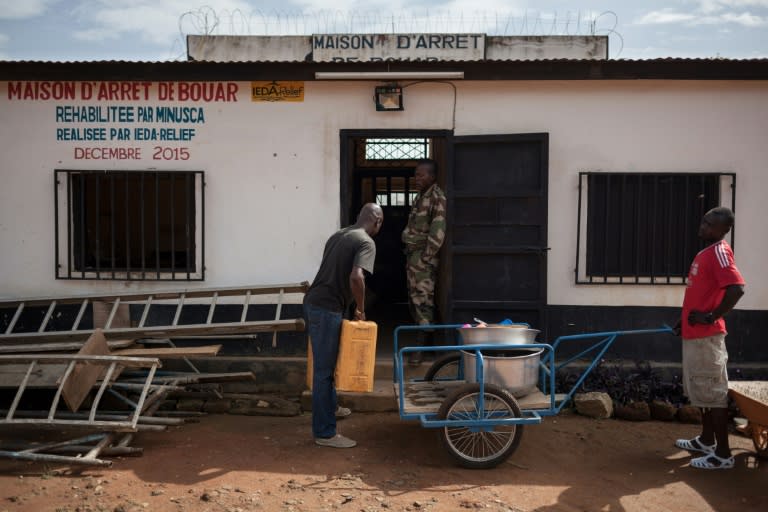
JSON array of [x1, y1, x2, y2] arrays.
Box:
[[340, 130, 549, 352], [340, 131, 450, 350]]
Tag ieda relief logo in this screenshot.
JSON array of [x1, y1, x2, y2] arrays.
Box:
[[251, 81, 304, 102]]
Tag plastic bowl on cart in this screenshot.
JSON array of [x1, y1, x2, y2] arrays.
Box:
[[461, 348, 543, 398], [457, 326, 540, 345]]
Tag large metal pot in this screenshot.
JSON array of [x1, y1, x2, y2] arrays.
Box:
[[457, 326, 540, 346], [461, 348, 542, 398]]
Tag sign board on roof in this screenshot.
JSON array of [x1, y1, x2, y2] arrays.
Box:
[[312, 34, 485, 62]]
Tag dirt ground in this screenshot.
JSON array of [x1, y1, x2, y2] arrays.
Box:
[[0, 412, 765, 512]]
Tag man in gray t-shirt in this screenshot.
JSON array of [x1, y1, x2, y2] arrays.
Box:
[[304, 203, 383, 448], [304, 226, 376, 314]]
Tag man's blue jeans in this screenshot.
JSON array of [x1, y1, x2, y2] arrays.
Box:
[[304, 303, 342, 439]]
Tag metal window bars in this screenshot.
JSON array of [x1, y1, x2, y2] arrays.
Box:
[[364, 138, 430, 161], [575, 172, 736, 284], [54, 169, 205, 281]]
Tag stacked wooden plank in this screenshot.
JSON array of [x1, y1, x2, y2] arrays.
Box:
[[0, 283, 308, 467]]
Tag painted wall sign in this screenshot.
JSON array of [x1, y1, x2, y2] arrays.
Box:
[[251, 81, 305, 102], [312, 33, 485, 62], [5, 81, 240, 161]]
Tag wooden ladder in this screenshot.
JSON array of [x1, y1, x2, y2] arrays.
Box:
[[0, 353, 160, 431], [0, 283, 308, 345], [0, 353, 163, 466]]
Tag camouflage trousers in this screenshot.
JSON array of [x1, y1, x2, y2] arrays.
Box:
[[406, 250, 438, 325]]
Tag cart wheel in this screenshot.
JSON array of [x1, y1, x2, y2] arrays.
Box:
[[424, 352, 461, 381], [437, 383, 524, 469], [751, 423, 768, 459]]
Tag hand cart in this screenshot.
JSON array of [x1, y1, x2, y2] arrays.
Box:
[[394, 324, 673, 469]]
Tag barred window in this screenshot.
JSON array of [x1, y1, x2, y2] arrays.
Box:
[[55, 170, 205, 280], [576, 172, 735, 284], [364, 138, 430, 161]]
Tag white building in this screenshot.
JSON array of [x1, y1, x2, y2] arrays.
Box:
[[1, 35, 766, 363]]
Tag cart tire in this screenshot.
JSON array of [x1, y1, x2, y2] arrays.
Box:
[[424, 353, 461, 381], [437, 383, 524, 469], [751, 423, 768, 459]]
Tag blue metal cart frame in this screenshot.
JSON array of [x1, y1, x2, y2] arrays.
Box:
[[393, 324, 673, 468]]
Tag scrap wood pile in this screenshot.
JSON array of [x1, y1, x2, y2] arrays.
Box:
[[0, 284, 307, 467]]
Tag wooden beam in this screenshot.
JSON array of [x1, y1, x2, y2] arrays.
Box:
[[119, 372, 255, 384], [111, 345, 222, 358], [0, 339, 134, 354]]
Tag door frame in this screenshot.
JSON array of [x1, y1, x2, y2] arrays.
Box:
[[339, 129, 452, 322], [338, 130, 549, 329]]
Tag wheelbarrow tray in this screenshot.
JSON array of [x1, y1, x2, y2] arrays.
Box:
[[729, 381, 768, 425], [395, 380, 561, 416], [728, 381, 768, 458]]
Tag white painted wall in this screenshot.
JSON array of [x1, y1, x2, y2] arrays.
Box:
[[1, 79, 765, 310], [451, 80, 767, 310]]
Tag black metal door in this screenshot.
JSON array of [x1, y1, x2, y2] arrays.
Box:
[[445, 133, 549, 330]]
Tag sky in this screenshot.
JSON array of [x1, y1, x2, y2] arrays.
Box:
[[0, 0, 766, 61]]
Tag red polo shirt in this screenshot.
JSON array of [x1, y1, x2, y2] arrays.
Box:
[[682, 240, 744, 339]]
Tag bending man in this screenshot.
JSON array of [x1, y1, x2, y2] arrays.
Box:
[[304, 203, 383, 448]]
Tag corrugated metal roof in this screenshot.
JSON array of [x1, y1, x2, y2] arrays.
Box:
[[1, 57, 767, 64], [2, 58, 767, 81]]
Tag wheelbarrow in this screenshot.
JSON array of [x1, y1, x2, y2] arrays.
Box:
[[728, 381, 768, 458], [393, 324, 673, 469]]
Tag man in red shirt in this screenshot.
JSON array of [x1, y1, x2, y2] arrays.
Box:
[[673, 207, 745, 470]]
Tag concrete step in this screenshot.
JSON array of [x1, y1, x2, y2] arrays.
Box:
[[301, 357, 439, 413], [301, 379, 397, 413]]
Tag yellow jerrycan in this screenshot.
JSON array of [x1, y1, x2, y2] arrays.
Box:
[[306, 320, 378, 392]]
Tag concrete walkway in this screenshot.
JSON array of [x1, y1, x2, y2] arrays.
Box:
[[300, 357, 434, 413]]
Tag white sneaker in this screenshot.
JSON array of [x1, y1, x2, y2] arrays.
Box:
[[315, 434, 357, 448], [335, 406, 352, 418]]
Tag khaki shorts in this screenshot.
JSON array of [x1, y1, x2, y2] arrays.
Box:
[[682, 334, 729, 408]]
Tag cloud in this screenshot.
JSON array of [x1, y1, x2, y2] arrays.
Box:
[[0, 0, 58, 20], [177, 0, 604, 36], [708, 0, 768, 7], [720, 11, 768, 25], [73, 27, 119, 42], [64, 0, 606, 44], [637, 0, 768, 27], [695, 0, 768, 13], [636, 9, 697, 25], [70, 0, 254, 45]]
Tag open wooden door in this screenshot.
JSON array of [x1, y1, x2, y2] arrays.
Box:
[[442, 133, 549, 331]]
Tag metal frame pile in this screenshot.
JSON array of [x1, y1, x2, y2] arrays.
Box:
[[0, 283, 307, 467]]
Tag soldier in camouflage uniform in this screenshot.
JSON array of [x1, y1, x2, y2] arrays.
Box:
[[401, 159, 447, 365]]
